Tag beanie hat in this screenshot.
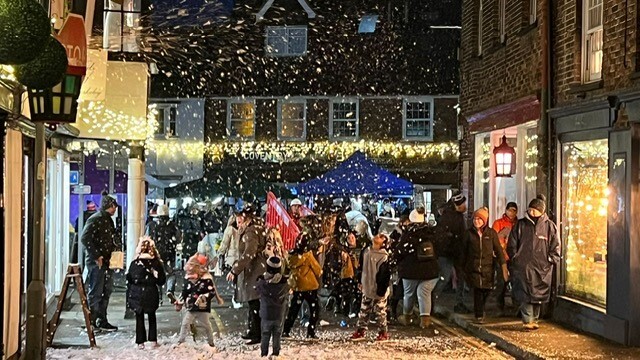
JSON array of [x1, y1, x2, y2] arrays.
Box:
[[266, 256, 282, 274], [528, 194, 547, 213], [409, 209, 425, 223], [451, 193, 467, 206], [86, 201, 97, 211], [473, 207, 489, 225], [100, 191, 118, 210], [506, 202, 518, 211]]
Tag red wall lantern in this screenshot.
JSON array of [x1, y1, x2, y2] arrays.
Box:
[[493, 134, 516, 177]]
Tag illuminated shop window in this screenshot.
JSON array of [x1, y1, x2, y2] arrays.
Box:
[[561, 138, 608, 307]]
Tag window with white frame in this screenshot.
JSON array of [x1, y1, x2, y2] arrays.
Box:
[[498, 0, 506, 43], [103, 0, 141, 52], [265, 26, 307, 56], [227, 101, 255, 139], [330, 99, 359, 139], [529, 0, 537, 24], [403, 98, 434, 140], [154, 104, 178, 137], [278, 100, 306, 140], [478, 0, 483, 55], [582, 0, 603, 83], [359, 15, 378, 33]]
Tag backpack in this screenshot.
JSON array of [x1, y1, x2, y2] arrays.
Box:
[[152, 220, 179, 261], [406, 223, 438, 261]]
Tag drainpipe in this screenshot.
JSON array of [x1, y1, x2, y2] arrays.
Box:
[[0, 110, 7, 358], [539, 0, 553, 210]]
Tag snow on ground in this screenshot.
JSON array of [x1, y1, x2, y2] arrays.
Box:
[[47, 329, 499, 360]]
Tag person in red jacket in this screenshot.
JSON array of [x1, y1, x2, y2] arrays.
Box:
[[491, 202, 518, 314]]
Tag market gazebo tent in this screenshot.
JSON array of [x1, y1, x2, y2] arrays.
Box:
[[299, 151, 413, 196]]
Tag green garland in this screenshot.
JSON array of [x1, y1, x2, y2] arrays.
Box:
[[15, 36, 67, 90]]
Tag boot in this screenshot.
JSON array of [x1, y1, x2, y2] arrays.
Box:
[[420, 315, 431, 329]]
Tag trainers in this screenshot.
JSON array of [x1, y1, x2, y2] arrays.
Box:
[[281, 332, 291, 338], [474, 317, 485, 324], [397, 314, 413, 326], [375, 331, 390, 342], [150, 341, 160, 348], [137, 344, 145, 350], [246, 338, 261, 345], [96, 319, 118, 332], [350, 328, 366, 341], [523, 323, 538, 331]]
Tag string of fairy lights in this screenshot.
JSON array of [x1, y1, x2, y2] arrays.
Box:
[[68, 103, 460, 163]]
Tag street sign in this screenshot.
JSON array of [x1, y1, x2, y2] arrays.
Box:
[[55, 14, 87, 76], [72, 185, 91, 195], [70, 170, 79, 185]]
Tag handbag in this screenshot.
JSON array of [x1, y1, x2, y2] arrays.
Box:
[[109, 251, 125, 269]]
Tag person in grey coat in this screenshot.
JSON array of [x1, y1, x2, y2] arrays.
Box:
[[507, 194, 561, 330], [256, 256, 289, 358], [226, 204, 267, 344]]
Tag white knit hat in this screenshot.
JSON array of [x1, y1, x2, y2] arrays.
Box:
[[409, 209, 425, 223]]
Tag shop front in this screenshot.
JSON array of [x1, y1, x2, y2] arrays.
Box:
[[467, 95, 540, 224], [550, 99, 640, 346]]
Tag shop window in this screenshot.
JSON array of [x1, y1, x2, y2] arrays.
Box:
[[227, 101, 255, 140], [265, 26, 307, 56], [330, 99, 359, 140], [278, 100, 306, 140], [561, 138, 608, 307], [403, 98, 433, 141], [103, 0, 141, 52], [582, 0, 603, 83], [474, 133, 491, 210]]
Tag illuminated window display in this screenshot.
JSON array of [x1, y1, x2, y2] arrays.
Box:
[[561, 139, 608, 306]]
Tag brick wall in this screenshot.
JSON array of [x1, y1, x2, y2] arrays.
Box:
[[460, 0, 541, 119], [553, 0, 640, 108]]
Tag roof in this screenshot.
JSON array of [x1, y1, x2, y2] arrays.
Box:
[[256, 0, 316, 22], [298, 151, 414, 196]]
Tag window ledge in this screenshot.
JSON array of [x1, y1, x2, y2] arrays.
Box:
[[568, 80, 604, 94], [402, 137, 434, 142], [519, 21, 538, 37]]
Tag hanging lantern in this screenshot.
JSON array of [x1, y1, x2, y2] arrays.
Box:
[[493, 134, 516, 177]]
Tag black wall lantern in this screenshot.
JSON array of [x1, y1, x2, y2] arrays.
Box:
[[493, 134, 516, 177], [27, 73, 82, 123]]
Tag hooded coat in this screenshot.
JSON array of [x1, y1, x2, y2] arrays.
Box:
[[256, 273, 290, 321], [464, 225, 505, 289], [435, 203, 467, 264], [232, 218, 267, 302], [126, 253, 166, 313], [507, 213, 561, 303]]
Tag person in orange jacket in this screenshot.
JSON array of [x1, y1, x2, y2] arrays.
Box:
[[491, 202, 518, 314]]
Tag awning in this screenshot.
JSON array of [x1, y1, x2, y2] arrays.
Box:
[[467, 95, 540, 133]]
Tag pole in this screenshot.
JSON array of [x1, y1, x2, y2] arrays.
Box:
[[24, 122, 47, 359], [77, 146, 85, 267], [124, 145, 144, 319], [1, 110, 8, 358]]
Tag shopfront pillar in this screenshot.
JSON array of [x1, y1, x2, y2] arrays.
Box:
[[126, 145, 145, 271]]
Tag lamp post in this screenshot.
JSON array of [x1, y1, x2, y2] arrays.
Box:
[[23, 12, 86, 360], [493, 134, 516, 177]]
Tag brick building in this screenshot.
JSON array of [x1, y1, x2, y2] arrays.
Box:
[[461, 0, 640, 346], [151, 0, 462, 211]]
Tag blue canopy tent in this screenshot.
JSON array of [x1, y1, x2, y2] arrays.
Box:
[[299, 151, 414, 196]]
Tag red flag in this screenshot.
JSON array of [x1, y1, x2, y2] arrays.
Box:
[[266, 192, 300, 250]]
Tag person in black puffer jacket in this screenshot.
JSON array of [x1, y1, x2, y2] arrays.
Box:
[[393, 221, 440, 330], [126, 237, 166, 349]]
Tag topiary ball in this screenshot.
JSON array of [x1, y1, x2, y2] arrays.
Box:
[[15, 36, 68, 90], [0, 0, 51, 65]]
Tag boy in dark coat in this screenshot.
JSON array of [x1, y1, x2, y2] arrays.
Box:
[[126, 237, 166, 349], [256, 256, 289, 358]]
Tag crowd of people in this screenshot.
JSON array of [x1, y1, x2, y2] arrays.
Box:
[[79, 191, 561, 357]]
